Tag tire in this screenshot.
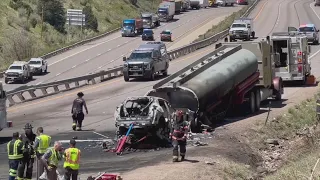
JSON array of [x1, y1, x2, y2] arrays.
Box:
[[255, 89, 261, 112], [231, 3, 234, 6], [190, 117, 201, 133], [251, 31, 255, 39], [21, 77, 25, 84], [4, 78, 8, 84], [248, 91, 256, 114], [44, 67, 47, 73], [124, 74, 129, 82], [149, 69, 155, 81], [162, 67, 168, 76], [29, 74, 33, 80]]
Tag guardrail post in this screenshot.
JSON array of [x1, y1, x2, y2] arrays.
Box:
[[75, 81, 79, 87], [65, 83, 70, 90], [41, 88, 48, 95], [17, 93, 25, 101], [53, 85, 59, 92], [7, 95, 15, 106], [91, 78, 96, 84], [27, 90, 36, 98]]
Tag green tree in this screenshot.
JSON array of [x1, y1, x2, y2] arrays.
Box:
[[37, 0, 66, 33], [82, 5, 98, 32]]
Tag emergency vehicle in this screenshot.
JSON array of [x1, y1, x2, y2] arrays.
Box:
[[270, 30, 311, 84]]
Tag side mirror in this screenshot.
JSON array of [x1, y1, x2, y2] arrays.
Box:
[[123, 56, 127, 61]]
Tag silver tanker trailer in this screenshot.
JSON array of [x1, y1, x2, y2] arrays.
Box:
[[145, 39, 284, 132]]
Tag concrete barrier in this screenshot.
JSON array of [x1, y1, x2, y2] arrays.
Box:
[[6, 0, 259, 107]]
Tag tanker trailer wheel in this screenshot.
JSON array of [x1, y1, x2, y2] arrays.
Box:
[[247, 91, 256, 114], [190, 118, 201, 133], [255, 89, 261, 112]]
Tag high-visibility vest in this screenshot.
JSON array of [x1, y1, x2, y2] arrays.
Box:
[[36, 134, 51, 154], [48, 147, 59, 167], [7, 139, 24, 160], [63, 148, 81, 170]]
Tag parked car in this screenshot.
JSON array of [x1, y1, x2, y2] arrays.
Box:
[[142, 29, 155, 41], [160, 30, 173, 42]]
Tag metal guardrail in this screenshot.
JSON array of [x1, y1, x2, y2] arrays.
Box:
[[6, 0, 259, 107]]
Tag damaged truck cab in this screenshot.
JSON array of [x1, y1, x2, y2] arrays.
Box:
[[114, 96, 175, 139]]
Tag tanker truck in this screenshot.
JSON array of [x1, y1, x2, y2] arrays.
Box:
[[145, 40, 284, 132]]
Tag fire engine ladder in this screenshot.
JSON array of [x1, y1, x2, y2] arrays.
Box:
[[153, 44, 242, 89]]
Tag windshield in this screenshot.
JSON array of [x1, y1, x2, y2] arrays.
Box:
[[158, 8, 167, 13], [299, 27, 314, 32], [129, 52, 152, 59], [232, 23, 246, 28], [29, 61, 41, 65], [9, 65, 22, 70], [142, 17, 151, 20], [123, 22, 134, 27], [162, 31, 171, 35], [143, 30, 153, 34]]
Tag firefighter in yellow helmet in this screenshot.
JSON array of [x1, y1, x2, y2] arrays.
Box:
[[63, 139, 81, 180]]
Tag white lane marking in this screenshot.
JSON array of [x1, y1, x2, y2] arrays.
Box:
[[72, 65, 77, 68], [125, 41, 129, 43], [97, 53, 101, 56], [92, 131, 109, 138], [35, 82, 43, 85], [117, 44, 121, 47], [108, 49, 111, 51], [98, 66, 102, 69], [110, 60, 115, 62], [310, 3, 320, 59], [56, 73, 61, 76], [85, 59, 90, 62], [121, 54, 125, 57], [48, 35, 120, 66]]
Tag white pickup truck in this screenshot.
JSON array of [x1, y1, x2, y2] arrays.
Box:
[[28, 58, 48, 75], [229, 18, 255, 41], [4, 61, 33, 84]]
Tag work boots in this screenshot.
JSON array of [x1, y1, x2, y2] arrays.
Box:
[[172, 156, 178, 162], [72, 123, 76, 131], [181, 155, 185, 161]]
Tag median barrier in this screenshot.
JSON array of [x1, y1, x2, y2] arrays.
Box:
[[6, 0, 259, 107]]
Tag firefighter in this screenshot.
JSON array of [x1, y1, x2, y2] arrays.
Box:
[[71, 92, 88, 131], [171, 110, 189, 162], [63, 139, 81, 180], [8, 132, 24, 180], [17, 123, 37, 180], [41, 141, 64, 180], [34, 127, 52, 179]]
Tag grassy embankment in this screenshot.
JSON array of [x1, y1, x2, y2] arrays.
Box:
[[223, 91, 320, 179], [0, 0, 161, 71]]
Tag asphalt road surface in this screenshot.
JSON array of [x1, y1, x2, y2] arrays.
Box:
[[2, 5, 242, 92], [2, 0, 320, 178]]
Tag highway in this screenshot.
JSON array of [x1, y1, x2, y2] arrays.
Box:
[[2, 0, 320, 178], [2, 6, 242, 92]]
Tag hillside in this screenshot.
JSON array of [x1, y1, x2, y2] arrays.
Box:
[[0, 0, 162, 71]]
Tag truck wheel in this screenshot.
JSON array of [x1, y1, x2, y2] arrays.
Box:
[[162, 68, 168, 76], [149, 69, 155, 81], [231, 3, 234, 6], [21, 78, 25, 84], [29, 74, 33, 80], [255, 89, 261, 112], [44, 67, 47, 73], [4, 78, 8, 84], [248, 91, 256, 114], [251, 31, 255, 39], [190, 118, 201, 133], [124, 74, 129, 82]]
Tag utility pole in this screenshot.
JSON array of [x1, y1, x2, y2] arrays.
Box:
[[40, 5, 44, 40]]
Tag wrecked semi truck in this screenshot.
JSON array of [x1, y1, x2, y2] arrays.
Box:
[[146, 40, 284, 132]]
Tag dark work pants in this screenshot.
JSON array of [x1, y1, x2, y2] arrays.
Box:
[[36, 154, 44, 179], [72, 112, 84, 129], [172, 139, 186, 157], [9, 159, 20, 180], [64, 167, 79, 180], [17, 159, 34, 180]]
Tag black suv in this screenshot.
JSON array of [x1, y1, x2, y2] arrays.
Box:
[[142, 29, 154, 41], [123, 42, 169, 81]]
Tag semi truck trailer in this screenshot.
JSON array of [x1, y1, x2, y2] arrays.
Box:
[[190, 0, 200, 9], [158, 1, 176, 21], [146, 40, 284, 132], [163, 0, 183, 13]]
